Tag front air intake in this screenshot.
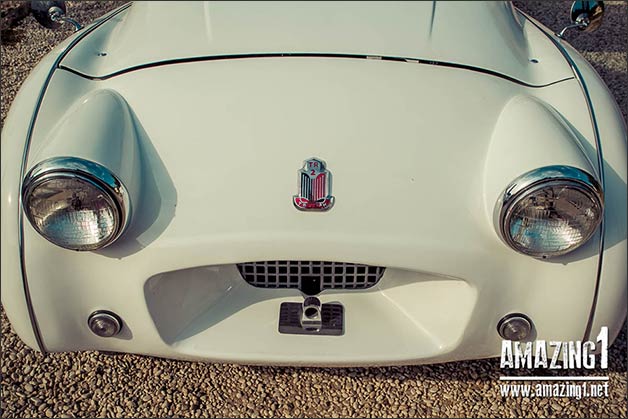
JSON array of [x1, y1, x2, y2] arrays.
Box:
[[237, 261, 385, 295]]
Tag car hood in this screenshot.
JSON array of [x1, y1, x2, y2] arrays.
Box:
[[59, 1, 572, 86], [29, 52, 589, 265]]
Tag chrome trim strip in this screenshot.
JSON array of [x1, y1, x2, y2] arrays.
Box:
[[519, 11, 606, 341], [58, 54, 574, 89], [17, 2, 132, 353], [22, 157, 131, 251]]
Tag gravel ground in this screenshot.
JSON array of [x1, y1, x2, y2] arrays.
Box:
[[1, 2, 626, 418]]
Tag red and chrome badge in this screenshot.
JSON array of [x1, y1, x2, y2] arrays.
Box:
[[293, 158, 334, 211]]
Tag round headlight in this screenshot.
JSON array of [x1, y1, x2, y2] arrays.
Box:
[[22, 157, 130, 251], [497, 165, 603, 258]]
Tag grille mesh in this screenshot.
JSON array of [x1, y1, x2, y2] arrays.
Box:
[[237, 261, 385, 290]]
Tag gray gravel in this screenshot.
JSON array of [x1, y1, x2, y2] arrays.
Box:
[[1, 1, 626, 418]]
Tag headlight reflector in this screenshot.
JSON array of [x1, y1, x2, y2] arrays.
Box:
[[498, 166, 603, 258], [22, 157, 129, 251]]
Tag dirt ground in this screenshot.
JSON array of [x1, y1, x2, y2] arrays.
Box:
[[1, 1, 626, 418]]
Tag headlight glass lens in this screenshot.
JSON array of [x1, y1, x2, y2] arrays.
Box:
[[22, 157, 129, 251], [25, 174, 121, 251], [500, 167, 603, 258]]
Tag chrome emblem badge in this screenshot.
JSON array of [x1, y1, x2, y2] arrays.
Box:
[[293, 158, 334, 211]]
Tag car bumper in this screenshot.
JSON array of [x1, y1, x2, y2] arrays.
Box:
[[7, 221, 619, 367]]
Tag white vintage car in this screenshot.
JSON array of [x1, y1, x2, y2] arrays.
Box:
[[1, 1, 625, 366]]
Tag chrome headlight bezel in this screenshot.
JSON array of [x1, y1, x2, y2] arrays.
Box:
[[21, 157, 130, 251], [496, 165, 603, 258]]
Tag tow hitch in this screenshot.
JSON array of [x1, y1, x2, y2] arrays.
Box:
[[278, 296, 344, 336]]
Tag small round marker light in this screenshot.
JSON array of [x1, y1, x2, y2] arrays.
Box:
[[497, 313, 533, 341], [88, 311, 122, 337]]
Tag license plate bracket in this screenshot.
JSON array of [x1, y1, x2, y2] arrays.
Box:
[[278, 302, 344, 336]]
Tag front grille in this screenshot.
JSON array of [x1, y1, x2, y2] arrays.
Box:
[[237, 261, 385, 292]]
